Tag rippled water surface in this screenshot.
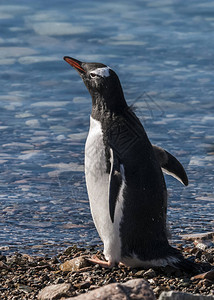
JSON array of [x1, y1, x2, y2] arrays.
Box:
[[0, 0, 213, 255]]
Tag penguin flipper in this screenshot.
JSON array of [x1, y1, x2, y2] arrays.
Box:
[[109, 149, 122, 223], [153, 145, 188, 186]]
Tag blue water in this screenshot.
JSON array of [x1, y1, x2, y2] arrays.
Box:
[[0, 0, 213, 255]]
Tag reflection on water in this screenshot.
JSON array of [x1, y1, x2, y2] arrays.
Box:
[[0, 0, 213, 255]]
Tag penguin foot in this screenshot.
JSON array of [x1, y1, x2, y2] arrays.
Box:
[[87, 255, 114, 268]]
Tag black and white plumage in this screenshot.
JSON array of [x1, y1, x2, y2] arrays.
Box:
[[64, 56, 196, 272]]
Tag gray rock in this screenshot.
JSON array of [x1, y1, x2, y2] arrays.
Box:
[[67, 279, 156, 300], [158, 291, 214, 300], [38, 283, 74, 300]]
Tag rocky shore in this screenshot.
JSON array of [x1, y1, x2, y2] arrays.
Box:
[[0, 232, 213, 299]]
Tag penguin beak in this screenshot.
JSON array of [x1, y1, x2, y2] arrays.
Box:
[[63, 56, 86, 74]]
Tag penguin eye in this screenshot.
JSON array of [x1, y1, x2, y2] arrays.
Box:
[[90, 73, 98, 78]]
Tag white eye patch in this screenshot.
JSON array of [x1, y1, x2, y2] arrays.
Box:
[[90, 67, 110, 78]]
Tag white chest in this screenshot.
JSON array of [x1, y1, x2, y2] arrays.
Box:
[[85, 118, 109, 235], [85, 117, 107, 181], [84, 117, 123, 263]]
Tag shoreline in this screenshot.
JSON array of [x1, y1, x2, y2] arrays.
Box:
[[0, 235, 213, 299]]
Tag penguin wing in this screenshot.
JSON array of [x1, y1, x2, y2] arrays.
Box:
[[152, 145, 188, 186], [109, 149, 123, 223]]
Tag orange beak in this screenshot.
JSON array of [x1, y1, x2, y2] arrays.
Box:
[[63, 56, 86, 73]]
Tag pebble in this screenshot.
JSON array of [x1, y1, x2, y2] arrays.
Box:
[[143, 268, 157, 279], [60, 256, 90, 272], [135, 269, 146, 277]]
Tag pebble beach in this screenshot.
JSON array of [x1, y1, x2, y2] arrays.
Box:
[[0, 233, 213, 299]]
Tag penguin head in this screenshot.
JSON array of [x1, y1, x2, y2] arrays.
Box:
[[64, 56, 127, 114]]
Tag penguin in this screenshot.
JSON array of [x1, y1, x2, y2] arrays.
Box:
[[63, 56, 196, 272]]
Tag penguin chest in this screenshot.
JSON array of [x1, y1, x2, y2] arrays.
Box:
[[85, 117, 111, 234], [85, 117, 123, 263]]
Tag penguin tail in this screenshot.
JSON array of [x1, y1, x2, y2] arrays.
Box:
[[167, 247, 200, 274], [171, 256, 200, 274]]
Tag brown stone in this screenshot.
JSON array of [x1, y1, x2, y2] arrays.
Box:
[[38, 283, 74, 300], [59, 256, 90, 272], [67, 279, 156, 300]]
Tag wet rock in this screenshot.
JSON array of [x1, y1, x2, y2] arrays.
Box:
[[158, 291, 214, 299], [59, 256, 90, 272], [38, 283, 74, 300], [67, 279, 156, 300]]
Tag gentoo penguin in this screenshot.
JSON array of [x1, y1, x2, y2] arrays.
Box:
[[64, 56, 195, 272]]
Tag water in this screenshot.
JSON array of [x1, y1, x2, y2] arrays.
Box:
[[0, 0, 213, 256]]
